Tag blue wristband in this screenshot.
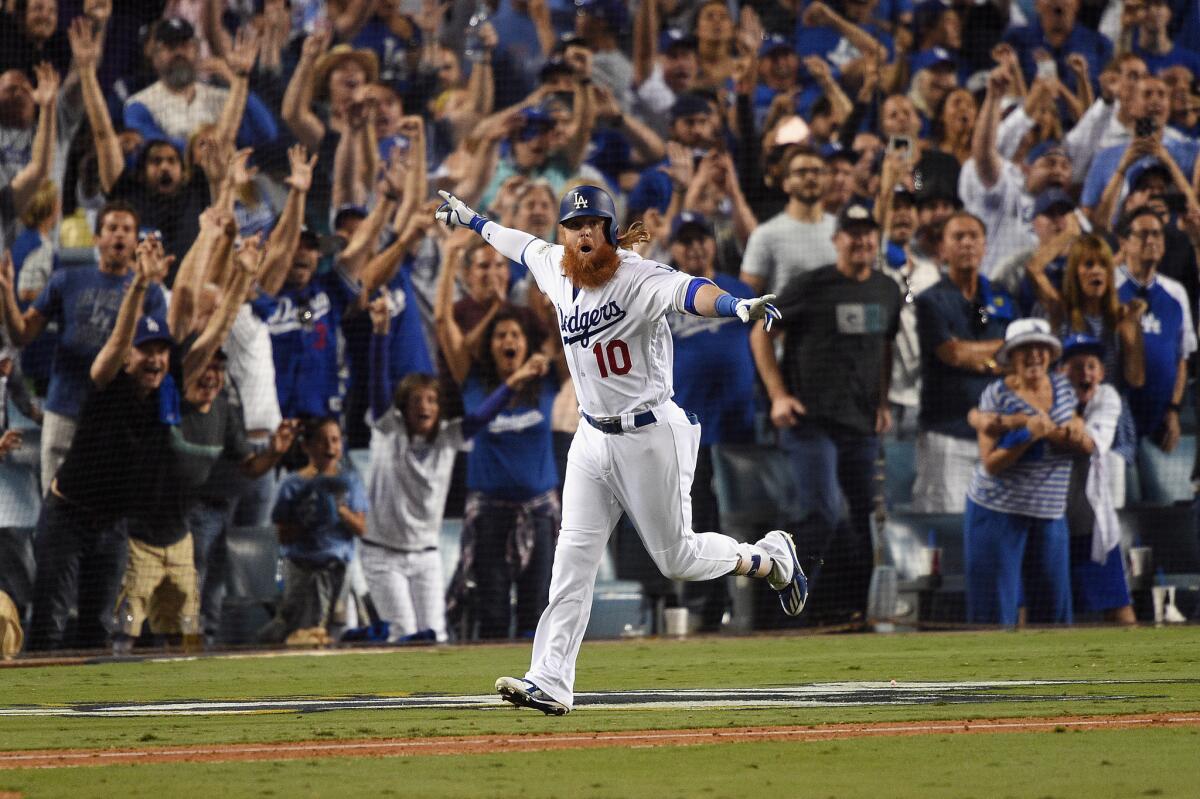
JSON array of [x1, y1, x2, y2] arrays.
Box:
[[469, 215, 489, 234], [714, 293, 740, 318]]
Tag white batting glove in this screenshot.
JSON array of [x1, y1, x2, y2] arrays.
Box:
[[736, 294, 782, 332], [435, 189, 486, 232]]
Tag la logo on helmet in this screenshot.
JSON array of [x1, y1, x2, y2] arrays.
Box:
[[572, 192, 589, 210]]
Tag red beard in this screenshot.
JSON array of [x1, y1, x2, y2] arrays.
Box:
[[562, 241, 621, 290]]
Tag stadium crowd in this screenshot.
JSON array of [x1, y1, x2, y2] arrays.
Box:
[[0, 0, 1199, 656]]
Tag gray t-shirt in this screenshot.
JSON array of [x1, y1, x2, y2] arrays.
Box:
[[365, 413, 469, 551], [740, 211, 839, 295]]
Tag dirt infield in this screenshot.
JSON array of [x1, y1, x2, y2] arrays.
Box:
[[3, 713, 1198, 770]]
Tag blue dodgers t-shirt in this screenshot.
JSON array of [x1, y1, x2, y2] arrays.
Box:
[[462, 372, 558, 501], [252, 267, 361, 419], [669, 272, 756, 446], [273, 469, 368, 566], [1117, 269, 1195, 436], [915, 275, 1014, 439], [31, 265, 168, 418]]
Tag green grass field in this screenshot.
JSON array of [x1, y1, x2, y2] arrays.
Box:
[[2, 627, 1199, 797]]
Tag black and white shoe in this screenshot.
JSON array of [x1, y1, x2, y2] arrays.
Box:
[[495, 677, 570, 716]]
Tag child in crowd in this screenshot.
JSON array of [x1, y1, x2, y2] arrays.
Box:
[[260, 417, 367, 644], [361, 296, 548, 642]]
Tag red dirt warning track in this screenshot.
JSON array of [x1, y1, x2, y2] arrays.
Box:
[[3, 713, 1199, 769]]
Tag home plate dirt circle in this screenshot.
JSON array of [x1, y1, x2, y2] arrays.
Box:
[[0, 678, 1187, 717]]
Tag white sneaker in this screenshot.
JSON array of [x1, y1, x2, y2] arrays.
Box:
[[495, 677, 570, 716], [757, 531, 809, 617]]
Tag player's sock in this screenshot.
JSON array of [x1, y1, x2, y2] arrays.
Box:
[[731, 543, 775, 579]]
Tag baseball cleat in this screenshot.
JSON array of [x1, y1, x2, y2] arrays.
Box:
[[762, 530, 808, 616], [495, 677, 570, 716]]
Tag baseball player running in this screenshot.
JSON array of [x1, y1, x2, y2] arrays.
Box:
[[436, 185, 807, 716]]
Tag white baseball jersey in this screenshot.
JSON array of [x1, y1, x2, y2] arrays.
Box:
[[481, 222, 695, 419]]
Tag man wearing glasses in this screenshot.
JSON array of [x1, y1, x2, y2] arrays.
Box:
[[1115, 207, 1196, 503], [740, 145, 839, 296], [913, 212, 1014, 512]]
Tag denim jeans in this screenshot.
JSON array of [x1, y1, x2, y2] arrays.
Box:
[[27, 494, 127, 650], [1131, 435, 1193, 505], [778, 421, 879, 618]]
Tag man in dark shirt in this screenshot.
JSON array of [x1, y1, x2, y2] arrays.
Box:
[[27, 235, 290, 651], [751, 203, 902, 623], [913, 212, 1013, 512], [110, 140, 210, 278], [27, 248, 174, 651]]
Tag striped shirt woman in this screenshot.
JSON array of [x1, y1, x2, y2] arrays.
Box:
[[963, 319, 1092, 627]]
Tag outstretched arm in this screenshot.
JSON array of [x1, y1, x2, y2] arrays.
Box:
[[259, 144, 316, 296], [436, 190, 542, 264], [368, 295, 394, 422], [183, 235, 264, 389], [12, 63, 58, 211], [0, 252, 48, 346], [213, 25, 260, 148], [70, 17, 123, 194], [687, 281, 780, 329], [281, 31, 329, 151], [433, 230, 476, 385], [971, 67, 1010, 191]]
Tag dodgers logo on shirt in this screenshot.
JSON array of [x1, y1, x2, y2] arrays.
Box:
[[558, 301, 627, 347], [1142, 313, 1163, 337]]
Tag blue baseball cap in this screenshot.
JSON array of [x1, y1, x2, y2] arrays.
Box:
[[669, 92, 712, 121], [515, 107, 556, 141], [133, 314, 173, 349], [759, 34, 793, 58], [1061, 333, 1105, 362], [333, 204, 369, 231], [1033, 187, 1075, 217], [659, 28, 698, 53], [910, 47, 957, 75], [669, 211, 714, 242], [1025, 139, 1069, 166], [1126, 157, 1172, 190]]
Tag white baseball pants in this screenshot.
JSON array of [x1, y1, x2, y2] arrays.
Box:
[[360, 544, 447, 642], [525, 402, 754, 709]]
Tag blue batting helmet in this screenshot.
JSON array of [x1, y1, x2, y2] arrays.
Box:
[[558, 185, 619, 245]]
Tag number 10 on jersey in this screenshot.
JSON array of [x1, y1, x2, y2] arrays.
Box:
[[592, 339, 632, 378]]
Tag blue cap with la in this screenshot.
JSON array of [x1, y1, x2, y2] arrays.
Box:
[[133, 314, 173, 349]]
